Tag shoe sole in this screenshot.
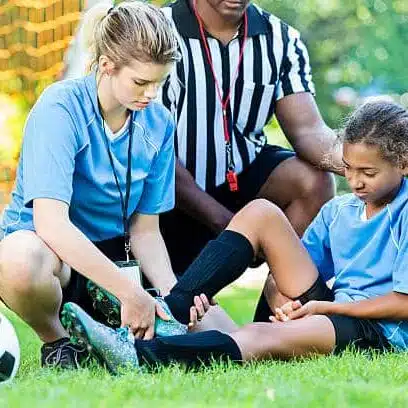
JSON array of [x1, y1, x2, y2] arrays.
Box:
[[61, 305, 117, 375], [87, 283, 121, 327]]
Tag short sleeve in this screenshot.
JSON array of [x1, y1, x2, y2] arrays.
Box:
[[392, 212, 408, 294], [276, 26, 316, 101], [22, 89, 79, 207], [301, 202, 335, 282], [136, 116, 176, 214]]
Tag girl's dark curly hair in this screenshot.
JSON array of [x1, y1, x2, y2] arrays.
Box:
[[340, 101, 408, 168]]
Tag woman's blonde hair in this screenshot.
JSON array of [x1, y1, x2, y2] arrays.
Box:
[[82, 1, 180, 70]]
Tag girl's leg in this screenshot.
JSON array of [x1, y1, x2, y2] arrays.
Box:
[[227, 199, 319, 299], [231, 316, 336, 361], [0, 230, 69, 342], [133, 315, 335, 368], [165, 199, 320, 323]]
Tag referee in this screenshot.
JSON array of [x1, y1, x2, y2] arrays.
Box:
[[160, 0, 341, 321]]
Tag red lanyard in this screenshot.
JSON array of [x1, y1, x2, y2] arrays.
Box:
[[193, 0, 248, 192]]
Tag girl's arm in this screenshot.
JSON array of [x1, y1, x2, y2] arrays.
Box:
[[129, 213, 177, 296], [326, 292, 408, 320], [288, 292, 408, 321]]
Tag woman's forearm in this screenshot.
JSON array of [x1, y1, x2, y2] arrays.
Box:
[[326, 292, 408, 320], [131, 230, 177, 296], [34, 202, 139, 301]]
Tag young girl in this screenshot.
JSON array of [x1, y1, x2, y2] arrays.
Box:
[[0, 1, 186, 370], [62, 101, 408, 371]]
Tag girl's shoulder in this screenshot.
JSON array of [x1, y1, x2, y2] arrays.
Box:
[[323, 193, 360, 213], [318, 193, 361, 226]]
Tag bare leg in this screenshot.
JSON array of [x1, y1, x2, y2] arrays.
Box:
[[257, 157, 335, 236], [227, 199, 319, 299], [263, 274, 291, 312], [231, 315, 336, 361], [0, 230, 70, 342]]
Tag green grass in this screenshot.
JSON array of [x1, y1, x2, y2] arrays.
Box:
[[2, 288, 408, 408]]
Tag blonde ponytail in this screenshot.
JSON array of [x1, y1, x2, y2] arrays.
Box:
[[81, 0, 180, 70], [81, 2, 112, 65]]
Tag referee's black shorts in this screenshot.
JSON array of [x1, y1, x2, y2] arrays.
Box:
[[160, 144, 295, 276]]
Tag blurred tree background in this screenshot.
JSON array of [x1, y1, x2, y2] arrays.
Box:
[[1, 0, 408, 205]]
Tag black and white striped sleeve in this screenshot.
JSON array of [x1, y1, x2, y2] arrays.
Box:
[[276, 25, 315, 100]]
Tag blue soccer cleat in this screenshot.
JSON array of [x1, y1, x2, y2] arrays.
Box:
[[61, 302, 139, 375], [86, 281, 188, 336]]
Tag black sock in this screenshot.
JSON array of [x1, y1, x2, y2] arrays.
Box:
[[135, 330, 242, 369], [253, 292, 272, 322], [295, 275, 334, 304], [164, 230, 254, 324]]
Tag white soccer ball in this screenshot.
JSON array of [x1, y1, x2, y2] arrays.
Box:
[[0, 313, 20, 384]]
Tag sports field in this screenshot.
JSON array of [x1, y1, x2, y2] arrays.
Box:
[[2, 286, 408, 408]]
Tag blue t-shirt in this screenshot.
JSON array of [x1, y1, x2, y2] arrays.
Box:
[[302, 178, 408, 351], [1, 72, 176, 241]]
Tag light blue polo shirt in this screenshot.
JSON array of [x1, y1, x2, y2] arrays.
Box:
[[302, 178, 408, 351], [1, 71, 175, 241]]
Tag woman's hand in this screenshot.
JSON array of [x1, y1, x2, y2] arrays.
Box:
[[120, 287, 169, 340]]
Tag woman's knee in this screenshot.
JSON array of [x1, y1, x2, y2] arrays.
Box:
[[0, 231, 60, 296]]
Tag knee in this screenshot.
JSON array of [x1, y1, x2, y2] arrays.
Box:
[[298, 168, 335, 205], [240, 199, 285, 224], [0, 234, 58, 296]]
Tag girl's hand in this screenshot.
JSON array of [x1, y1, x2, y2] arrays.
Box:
[[120, 287, 169, 340], [188, 293, 212, 329], [272, 300, 333, 322], [270, 300, 302, 323]]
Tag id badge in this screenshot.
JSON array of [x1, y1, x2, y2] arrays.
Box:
[[115, 259, 142, 287]]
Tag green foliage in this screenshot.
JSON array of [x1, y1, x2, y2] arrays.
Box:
[[258, 0, 408, 127]]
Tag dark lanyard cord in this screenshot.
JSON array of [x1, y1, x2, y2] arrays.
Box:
[[102, 114, 134, 261]]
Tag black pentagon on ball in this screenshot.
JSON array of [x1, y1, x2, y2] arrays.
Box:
[[0, 351, 16, 382]]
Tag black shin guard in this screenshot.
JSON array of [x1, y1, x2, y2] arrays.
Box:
[[253, 292, 272, 322], [165, 230, 254, 324], [295, 275, 334, 305], [135, 330, 242, 369]]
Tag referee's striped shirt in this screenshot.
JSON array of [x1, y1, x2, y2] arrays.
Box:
[[160, 0, 315, 192]]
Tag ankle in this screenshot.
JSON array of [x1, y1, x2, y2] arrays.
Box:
[[37, 321, 69, 343]]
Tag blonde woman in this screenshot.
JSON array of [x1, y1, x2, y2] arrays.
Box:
[[0, 1, 197, 370]]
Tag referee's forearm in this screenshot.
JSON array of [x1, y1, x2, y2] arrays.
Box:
[[294, 126, 344, 176], [175, 160, 233, 232]]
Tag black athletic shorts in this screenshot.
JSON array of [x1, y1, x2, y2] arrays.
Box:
[[304, 277, 391, 353], [160, 144, 295, 275]]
